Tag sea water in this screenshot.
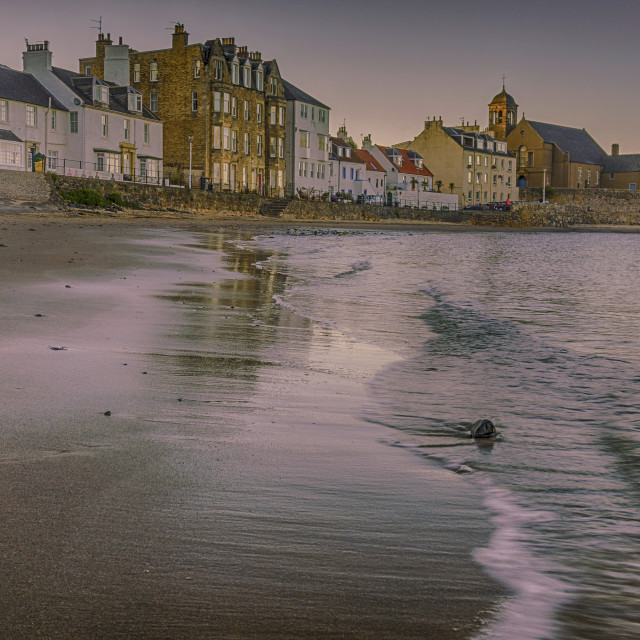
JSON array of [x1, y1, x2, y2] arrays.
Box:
[[247, 228, 640, 640]]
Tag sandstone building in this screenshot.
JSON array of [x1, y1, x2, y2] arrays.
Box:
[[80, 25, 286, 193], [506, 118, 606, 189], [402, 117, 517, 206]]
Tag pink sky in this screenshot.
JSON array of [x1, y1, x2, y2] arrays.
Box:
[[2, 0, 638, 154]]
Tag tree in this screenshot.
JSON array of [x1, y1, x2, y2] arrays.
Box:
[[346, 136, 357, 149], [435, 179, 443, 192], [449, 182, 455, 193]]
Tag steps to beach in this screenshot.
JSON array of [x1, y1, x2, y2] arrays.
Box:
[[262, 199, 290, 217]]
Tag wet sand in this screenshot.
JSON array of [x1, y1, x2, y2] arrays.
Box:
[[0, 212, 507, 638]]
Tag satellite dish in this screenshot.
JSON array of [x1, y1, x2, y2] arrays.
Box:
[[73, 98, 81, 105]]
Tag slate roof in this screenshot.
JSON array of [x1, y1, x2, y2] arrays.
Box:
[[602, 154, 640, 173], [282, 79, 330, 110], [0, 65, 67, 111], [52, 67, 159, 120], [443, 127, 515, 157], [490, 87, 517, 106], [0, 128, 22, 142], [330, 137, 364, 163], [527, 121, 605, 165]]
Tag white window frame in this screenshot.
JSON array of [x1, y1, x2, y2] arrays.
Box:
[[149, 62, 158, 82], [101, 114, 108, 137], [133, 63, 140, 83], [257, 134, 262, 157], [0, 100, 8, 122], [26, 105, 37, 127]]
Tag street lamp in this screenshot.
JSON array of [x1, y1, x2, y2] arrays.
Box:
[[542, 167, 547, 202], [188, 135, 193, 189]]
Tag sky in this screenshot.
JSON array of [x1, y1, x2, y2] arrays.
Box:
[[2, 0, 639, 153]]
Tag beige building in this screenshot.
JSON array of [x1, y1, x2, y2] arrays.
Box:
[[601, 144, 640, 191], [80, 25, 286, 193], [403, 117, 517, 206], [506, 117, 606, 190]]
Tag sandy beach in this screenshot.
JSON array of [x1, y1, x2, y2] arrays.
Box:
[[0, 211, 508, 639]]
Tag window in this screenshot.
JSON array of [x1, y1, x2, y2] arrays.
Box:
[[104, 152, 119, 173], [244, 132, 249, 154], [595, 171, 600, 186], [133, 63, 140, 83], [476, 156, 481, 165], [610, 173, 615, 180], [255, 70, 263, 91], [0, 100, 7, 122], [214, 59, 224, 80], [214, 92, 221, 112], [48, 110, 56, 131], [213, 126, 221, 149], [342, 166, 346, 179], [150, 93, 158, 113], [508, 160, 512, 171], [97, 153, 104, 171], [93, 85, 108, 104], [70, 111, 78, 133], [143, 123, 149, 144], [270, 105, 276, 125], [194, 60, 202, 78], [124, 119, 130, 140], [270, 169, 276, 188], [527, 151, 534, 167], [484, 157, 488, 166], [128, 94, 142, 112], [319, 109, 326, 123], [257, 135, 262, 156], [278, 137, 284, 158], [278, 169, 284, 188], [298, 161, 303, 177], [149, 62, 158, 82], [101, 114, 108, 137], [270, 136, 276, 157], [311, 163, 315, 178], [232, 130, 237, 152], [279, 106, 285, 125], [213, 162, 221, 183], [586, 169, 591, 186], [223, 127, 230, 150], [232, 97, 238, 118], [330, 163, 333, 177], [231, 62, 240, 85], [467, 154, 472, 166], [223, 93, 230, 114], [223, 162, 230, 184], [350, 167, 354, 180], [139, 157, 146, 177], [318, 134, 326, 151], [85, 65, 92, 77], [270, 77, 278, 95], [630, 183, 636, 191], [47, 150, 58, 171], [146, 159, 159, 179], [311, 106, 315, 121], [319, 164, 325, 179], [243, 65, 251, 88], [300, 103, 308, 118], [242, 166, 248, 188], [244, 100, 249, 121], [257, 103, 262, 123], [192, 92, 198, 111], [0, 141, 21, 166], [299, 131, 309, 147]]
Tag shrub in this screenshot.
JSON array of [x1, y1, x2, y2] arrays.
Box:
[[63, 188, 107, 207]]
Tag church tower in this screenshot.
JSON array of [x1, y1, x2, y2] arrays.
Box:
[[487, 83, 518, 141]]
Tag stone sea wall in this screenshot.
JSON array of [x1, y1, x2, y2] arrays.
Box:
[[475, 188, 640, 227]]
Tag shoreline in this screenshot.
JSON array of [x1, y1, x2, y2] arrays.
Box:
[[2, 213, 507, 637]]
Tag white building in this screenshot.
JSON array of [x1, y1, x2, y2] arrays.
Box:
[[283, 79, 331, 198], [363, 136, 458, 209], [19, 40, 163, 182], [0, 64, 68, 171]]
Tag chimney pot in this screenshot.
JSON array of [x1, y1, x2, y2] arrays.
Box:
[[612, 143, 620, 156]]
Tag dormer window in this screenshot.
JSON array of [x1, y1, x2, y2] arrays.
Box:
[[213, 59, 224, 80], [93, 85, 109, 106], [85, 65, 92, 77], [231, 62, 240, 84], [345, 147, 351, 158], [243, 64, 251, 87], [415, 158, 423, 169], [128, 93, 142, 112], [394, 155, 402, 167], [255, 69, 264, 92]]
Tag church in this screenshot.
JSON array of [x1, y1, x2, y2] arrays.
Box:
[[487, 86, 606, 190]]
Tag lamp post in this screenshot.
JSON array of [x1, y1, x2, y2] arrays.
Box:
[[543, 167, 547, 202], [188, 135, 193, 189]]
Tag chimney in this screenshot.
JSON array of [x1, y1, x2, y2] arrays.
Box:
[[172, 23, 189, 49], [104, 39, 130, 86], [612, 143, 620, 156], [238, 45, 248, 58], [362, 134, 372, 149], [222, 37, 237, 54], [337, 124, 348, 142], [23, 40, 52, 74], [95, 32, 112, 61]]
